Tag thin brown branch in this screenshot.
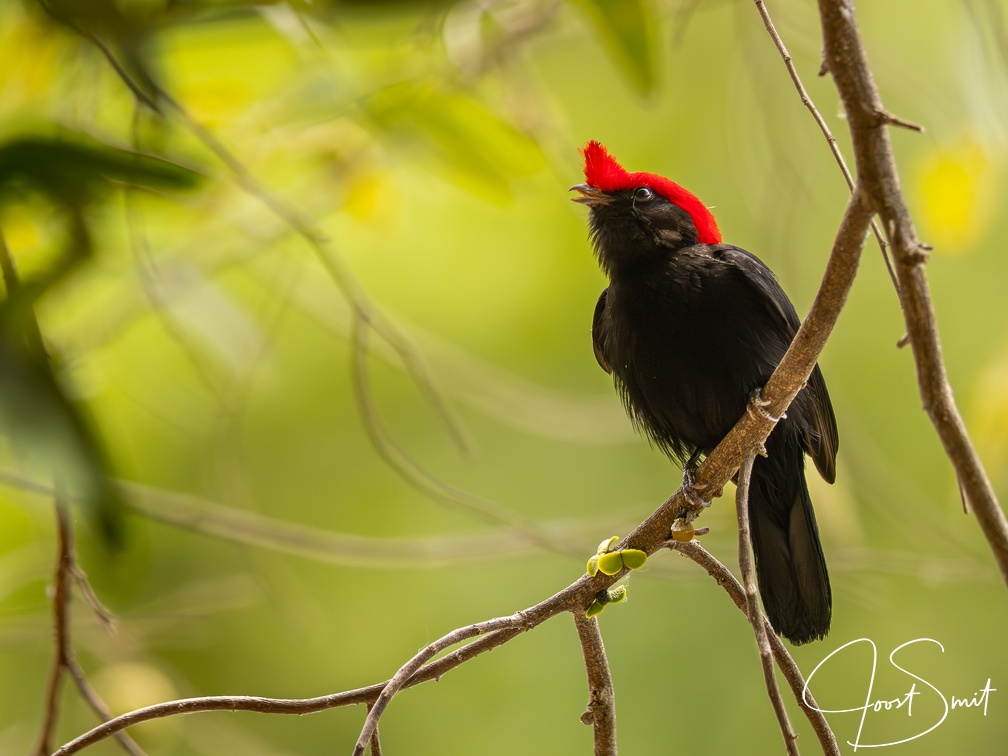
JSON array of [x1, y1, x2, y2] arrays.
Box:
[[66, 659, 145, 756], [33, 492, 73, 756], [71, 564, 116, 635], [667, 539, 840, 756], [36, 0, 161, 114], [349, 313, 586, 555], [33, 490, 145, 756], [875, 108, 925, 133], [734, 451, 799, 756], [572, 613, 617, 756], [53, 627, 524, 755], [364, 704, 382, 756], [751, 0, 899, 292], [352, 614, 529, 755], [817, 0, 1008, 583]]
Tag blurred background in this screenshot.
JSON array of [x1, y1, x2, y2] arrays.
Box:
[[2, 0, 1007, 753]]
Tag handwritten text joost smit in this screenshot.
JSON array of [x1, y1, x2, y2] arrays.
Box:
[[802, 638, 995, 750]]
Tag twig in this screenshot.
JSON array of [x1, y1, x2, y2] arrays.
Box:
[[751, 0, 899, 293], [33, 489, 145, 756], [364, 704, 382, 756], [667, 539, 840, 756], [875, 108, 925, 132], [71, 564, 116, 635], [349, 313, 583, 554], [33, 489, 73, 756], [352, 614, 529, 755], [734, 451, 799, 756], [816, 0, 1008, 585], [53, 627, 525, 755], [573, 613, 617, 756]]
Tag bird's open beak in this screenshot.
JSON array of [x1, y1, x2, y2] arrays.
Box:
[[569, 183, 611, 206]]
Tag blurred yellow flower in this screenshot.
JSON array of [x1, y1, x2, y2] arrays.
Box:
[[915, 136, 1002, 253]]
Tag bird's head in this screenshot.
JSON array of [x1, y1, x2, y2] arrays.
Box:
[[571, 141, 721, 275]]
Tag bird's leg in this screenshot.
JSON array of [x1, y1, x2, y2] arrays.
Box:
[[681, 451, 712, 511], [747, 386, 786, 424], [671, 452, 721, 542], [746, 388, 784, 458]]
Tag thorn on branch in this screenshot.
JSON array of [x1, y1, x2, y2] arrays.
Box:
[[903, 243, 932, 266], [876, 108, 925, 133]]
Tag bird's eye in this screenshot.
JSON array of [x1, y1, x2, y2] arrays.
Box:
[[633, 187, 654, 202]]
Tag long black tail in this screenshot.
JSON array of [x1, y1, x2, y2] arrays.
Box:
[[747, 433, 831, 645]]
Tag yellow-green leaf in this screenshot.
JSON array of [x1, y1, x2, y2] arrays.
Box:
[[597, 550, 625, 576], [620, 549, 647, 570]]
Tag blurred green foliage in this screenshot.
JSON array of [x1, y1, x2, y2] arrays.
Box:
[[2, 0, 1008, 754]]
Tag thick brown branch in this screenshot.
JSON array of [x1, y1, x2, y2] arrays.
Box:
[[817, 0, 1008, 583], [573, 613, 617, 756]]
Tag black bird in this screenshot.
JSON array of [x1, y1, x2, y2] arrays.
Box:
[[572, 141, 838, 644]]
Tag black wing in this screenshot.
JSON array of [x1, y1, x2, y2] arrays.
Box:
[[712, 245, 839, 482], [591, 288, 612, 374]]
